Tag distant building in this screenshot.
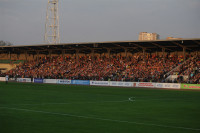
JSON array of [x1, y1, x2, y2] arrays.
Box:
[[139, 32, 159, 41], [166, 37, 182, 40]]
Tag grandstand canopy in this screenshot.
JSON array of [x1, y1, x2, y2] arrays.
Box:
[[0, 38, 200, 55]]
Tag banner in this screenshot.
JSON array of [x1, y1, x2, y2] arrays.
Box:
[[57, 79, 71, 84], [90, 81, 110, 86], [9, 78, 16, 81], [123, 82, 133, 87], [136, 82, 156, 88], [71, 80, 90, 85], [181, 84, 200, 89], [109, 81, 118, 86], [110, 81, 133, 87], [34, 78, 43, 83], [17, 78, 32, 83], [0, 77, 6, 81], [155, 83, 180, 89], [43, 79, 57, 84]]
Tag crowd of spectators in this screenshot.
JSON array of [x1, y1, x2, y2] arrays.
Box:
[[3, 54, 196, 83], [172, 55, 200, 84], [0, 70, 4, 77]]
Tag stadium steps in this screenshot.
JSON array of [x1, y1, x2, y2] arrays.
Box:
[[12, 60, 24, 64], [0, 60, 24, 73], [0, 60, 24, 64], [165, 56, 194, 81], [0, 64, 17, 73], [0, 60, 11, 64]]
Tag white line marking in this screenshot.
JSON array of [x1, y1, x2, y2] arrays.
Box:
[[4, 100, 130, 106], [128, 97, 135, 101], [0, 97, 135, 106], [0, 106, 199, 131]]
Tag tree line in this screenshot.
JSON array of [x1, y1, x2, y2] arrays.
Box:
[[0, 40, 13, 46]]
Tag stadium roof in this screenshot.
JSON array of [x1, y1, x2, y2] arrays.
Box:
[[0, 38, 200, 55]]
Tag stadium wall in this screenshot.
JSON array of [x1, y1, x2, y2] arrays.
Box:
[[181, 84, 200, 89], [0, 77, 184, 89], [0, 77, 6, 81], [1, 77, 200, 90]]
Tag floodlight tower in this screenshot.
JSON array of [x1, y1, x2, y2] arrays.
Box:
[[44, 0, 60, 44]]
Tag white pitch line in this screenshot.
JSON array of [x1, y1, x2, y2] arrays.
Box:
[[3, 97, 134, 106], [128, 97, 135, 101], [5, 100, 130, 106], [0, 106, 200, 131]]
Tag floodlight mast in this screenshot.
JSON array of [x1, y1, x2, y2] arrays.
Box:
[[44, 0, 60, 44]]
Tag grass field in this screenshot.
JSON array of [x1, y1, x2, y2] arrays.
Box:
[[0, 82, 200, 133]]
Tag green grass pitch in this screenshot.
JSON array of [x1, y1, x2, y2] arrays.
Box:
[[0, 82, 200, 133]]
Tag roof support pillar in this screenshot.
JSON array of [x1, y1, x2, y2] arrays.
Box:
[[162, 48, 165, 62], [25, 51, 28, 62], [9, 51, 11, 60], [49, 50, 52, 59], [162, 48, 165, 58], [175, 51, 178, 56], [76, 49, 79, 63], [36, 51, 39, 63], [62, 49, 65, 58], [107, 49, 111, 62], [183, 47, 186, 61], [124, 48, 128, 57], [91, 49, 95, 60], [107, 49, 111, 58], [143, 48, 146, 62], [155, 51, 158, 57]]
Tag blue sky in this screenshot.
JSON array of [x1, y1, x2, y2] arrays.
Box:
[[0, 0, 200, 45]]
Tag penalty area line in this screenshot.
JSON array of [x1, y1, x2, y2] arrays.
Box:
[[0, 106, 199, 131]]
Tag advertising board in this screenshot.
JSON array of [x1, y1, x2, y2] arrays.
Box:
[[181, 84, 200, 89], [43, 79, 57, 84], [0, 77, 6, 81], [90, 81, 110, 86], [34, 78, 44, 83], [109, 81, 118, 86], [155, 83, 180, 89], [136, 82, 156, 88], [57, 79, 71, 84], [9, 78, 16, 81], [71, 80, 90, 85], [123, 82, 133, 87], [17, 78, 32, 83], [110, 81, 133, 87]]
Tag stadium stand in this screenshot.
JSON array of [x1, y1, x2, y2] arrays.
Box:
[[3, 54, 199, 84], [0, 38, 200, 84], [174, 55, 200, 83], [0, 60, 24, 73], [0, 60, 11, 64]]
